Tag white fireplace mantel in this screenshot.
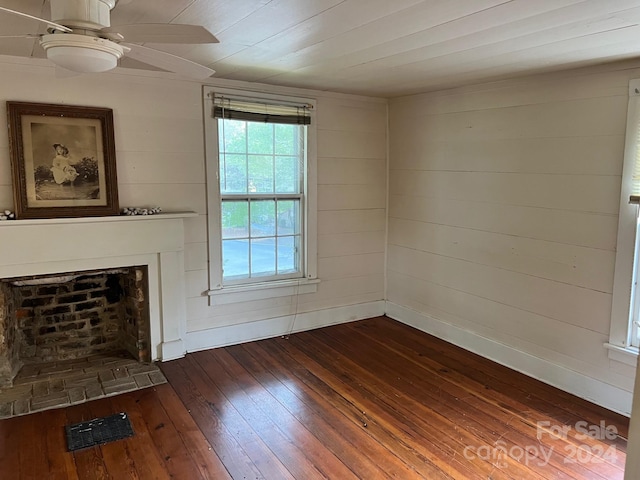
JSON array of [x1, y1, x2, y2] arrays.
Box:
[[0, 212, 197, 361]]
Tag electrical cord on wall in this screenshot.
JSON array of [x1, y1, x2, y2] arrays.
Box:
[[282, 278, 301, 339]]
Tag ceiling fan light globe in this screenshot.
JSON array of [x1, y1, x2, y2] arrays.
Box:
[[47, 46, 116, 72], [41, 34, 124, 73]]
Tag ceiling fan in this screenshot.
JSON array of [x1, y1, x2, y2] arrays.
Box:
[[0, 0, 218, 79]]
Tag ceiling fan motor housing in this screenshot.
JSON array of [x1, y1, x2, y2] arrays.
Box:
[[40, 33, 124, 73], [50, 0, 116, 30]]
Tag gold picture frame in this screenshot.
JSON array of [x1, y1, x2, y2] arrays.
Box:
[[7, 101, 119, 219]]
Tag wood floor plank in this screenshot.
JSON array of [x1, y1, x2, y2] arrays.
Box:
[[313, 322, 614, 479], [199, 347, 358, 480], [65, 402, 110, 480], [255, 337, 463, 478], [133, 386, 211, 479], [363, 317, 628, 438], [0, 409, 21, 478], [108, 391, 173, 480], [238, 339, 433, 479], [84, 396, 141, 479], [262, 336, 483, 479], [227, 342, 395, 479], [162, 357, 289, 480], [0, 316, 629, 479], [154, 383, 232, 480], [277, 330, 524, 479], [353, 318, 629, 464], [45, 409, 79, 480], [11, 411, 46, 479], [340, 320, 626, 476], [19, 412, 50, 479]]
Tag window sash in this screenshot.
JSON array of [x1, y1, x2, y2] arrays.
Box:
[[221, 195, 304, 284], [218, 115, 305, 196]]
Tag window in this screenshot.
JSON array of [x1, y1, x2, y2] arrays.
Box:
[[608, 79, 640, 363], [203, 87, 318, 301], [219, 117, 304, 282]]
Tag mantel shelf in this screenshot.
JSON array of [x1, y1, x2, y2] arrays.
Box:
[[0, 211, 198, 227]]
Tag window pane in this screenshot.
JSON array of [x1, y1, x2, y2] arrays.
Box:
[[222, 239, 249, 279], [277, 200, 299, 235], [251, 238, 276, 277], [219, 119, 246, 154], [251, 200, 276, 237], [248, 155, 274, 193], [275, 124, 296, 155], [220, 154, 247, 193], [247, 123, 273, 154], [221, 201, 248, 239], [275, 156, 299, 193], [277, 236, 299, 274]]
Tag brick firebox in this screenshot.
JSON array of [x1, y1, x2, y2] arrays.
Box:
[[0, 267, 150, 388]]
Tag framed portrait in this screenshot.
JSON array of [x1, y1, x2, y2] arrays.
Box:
[[6, 101, 119, 219]]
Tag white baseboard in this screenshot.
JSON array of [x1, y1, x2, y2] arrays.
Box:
[[385, 302, 633, 417], [161, 339, 187, 361], [185, 301, 385, 353]]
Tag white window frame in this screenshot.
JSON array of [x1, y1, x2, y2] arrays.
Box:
[[607, 79, 640, 366], [203, 86, 318, 305]]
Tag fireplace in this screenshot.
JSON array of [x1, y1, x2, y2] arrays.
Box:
[[0, 213, 193, 417], [0, 267, 151, 388], [0, 213, 194, 362]]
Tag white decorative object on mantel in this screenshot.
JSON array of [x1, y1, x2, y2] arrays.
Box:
[[122, 206, 162, 216], [0, 210, 15, 220], [0, 212, 197, 361]]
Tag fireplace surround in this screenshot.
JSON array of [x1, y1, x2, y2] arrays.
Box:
[[0, 213, 194, 367]]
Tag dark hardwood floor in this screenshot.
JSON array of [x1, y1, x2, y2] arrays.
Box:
[[0, 316, 629, 479]]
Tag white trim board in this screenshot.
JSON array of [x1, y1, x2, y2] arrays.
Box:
[[385, 302, 633, 417], [186, 301, 385, 353]]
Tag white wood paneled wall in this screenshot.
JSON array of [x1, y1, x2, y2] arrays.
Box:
[[187, 93, 388, 334], [0, 55, 386, 348], [387, 61, 640, 414]]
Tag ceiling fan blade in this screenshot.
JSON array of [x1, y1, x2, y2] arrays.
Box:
[[0, 34, 41, 39], [0, 7, 72, 33], [122, 43, 215, 80], [103, 23, 218, 44]]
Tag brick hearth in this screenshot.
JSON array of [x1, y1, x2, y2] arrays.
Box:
[[0, 351, 166, 418]]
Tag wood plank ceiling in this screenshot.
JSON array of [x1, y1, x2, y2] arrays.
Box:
[[1, 0, 640, 97]]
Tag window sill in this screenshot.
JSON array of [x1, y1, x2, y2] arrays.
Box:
[[207, 278, 320, 305], [604, 343, 639, 367]]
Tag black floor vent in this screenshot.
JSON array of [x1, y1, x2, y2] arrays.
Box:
[[66, 412, 134, 451]]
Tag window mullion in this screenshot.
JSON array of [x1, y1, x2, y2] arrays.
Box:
[[275, 199, 279, 275], [247, 199, 252, 278], [272, 124, 276, 194], [221, 193, 302, 200], [245, 129, 250, 193], [221, 118, 226, 192]]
